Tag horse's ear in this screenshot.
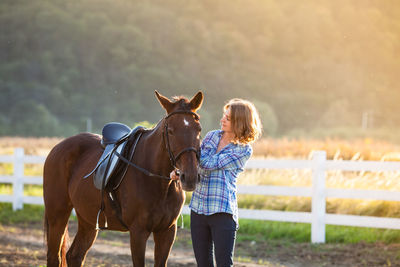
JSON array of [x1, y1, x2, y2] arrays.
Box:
[[155, 90, 173, 113], [189, 91, 203, 112]]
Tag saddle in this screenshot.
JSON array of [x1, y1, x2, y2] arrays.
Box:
[[84, 122, 144, 190]]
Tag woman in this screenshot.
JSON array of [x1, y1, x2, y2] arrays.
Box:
[[171, 98, 262, 266]]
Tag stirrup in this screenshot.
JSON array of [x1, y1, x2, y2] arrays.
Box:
[[95, 209, 108, 230]]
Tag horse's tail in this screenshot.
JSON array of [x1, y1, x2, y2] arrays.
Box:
[[60, 224, 69, 265], [44, 210, 49, 249], [43, 211, 69, 266]]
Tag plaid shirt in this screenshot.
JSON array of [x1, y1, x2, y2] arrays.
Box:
[[189, 130, 252, 223]]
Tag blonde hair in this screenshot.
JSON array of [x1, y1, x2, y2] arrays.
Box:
[[224, 98, 262, 144]]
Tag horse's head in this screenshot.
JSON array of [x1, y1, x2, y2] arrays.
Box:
[[155, 91, 203, 191]]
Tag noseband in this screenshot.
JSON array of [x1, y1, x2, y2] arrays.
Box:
[[163, 111, 201, 170]]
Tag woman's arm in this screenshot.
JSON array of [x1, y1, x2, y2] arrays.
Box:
[[200, 145, 252, 171]]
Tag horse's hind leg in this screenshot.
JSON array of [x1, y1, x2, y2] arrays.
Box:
[[66, 215, 98, 267], [45, 204, 73, 267]]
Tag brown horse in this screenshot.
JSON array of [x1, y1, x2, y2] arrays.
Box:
[[43, 91, 203, 267]]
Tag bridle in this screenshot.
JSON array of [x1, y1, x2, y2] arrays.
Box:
[[163, 110, 201, 172]]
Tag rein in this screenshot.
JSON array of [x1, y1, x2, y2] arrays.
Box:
[[114, 150, 171, 180], [116, 110, 200, 180]]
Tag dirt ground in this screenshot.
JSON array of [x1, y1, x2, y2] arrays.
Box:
[[0, 221, 399, 267]]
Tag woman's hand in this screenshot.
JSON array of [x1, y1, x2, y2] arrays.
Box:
[[169, 169, 180, 180]]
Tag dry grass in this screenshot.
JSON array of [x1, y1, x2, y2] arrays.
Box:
[[253, 137, 400, 161], [0, 137, 62, 156], [2, 136, 400, 161]]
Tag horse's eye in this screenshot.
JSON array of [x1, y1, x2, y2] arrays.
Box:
[[168, 128, 174, 135]]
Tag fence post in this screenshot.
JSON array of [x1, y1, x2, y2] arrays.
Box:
[[12, 148, 24, 211], [311, 151, 326, 243]]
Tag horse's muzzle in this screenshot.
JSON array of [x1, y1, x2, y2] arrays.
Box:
[[179, 172, 198, 191]]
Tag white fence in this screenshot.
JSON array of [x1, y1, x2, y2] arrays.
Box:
[[0, 148, 45, 210], [1, 149, 400, 243]]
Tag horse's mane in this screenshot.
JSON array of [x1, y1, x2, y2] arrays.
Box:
[[145, 95, 193, 132], [172, 96, 192, 110], [172, 95, 188, 102]]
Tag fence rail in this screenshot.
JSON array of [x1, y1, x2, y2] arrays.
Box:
[[1, 148, 400, 243]]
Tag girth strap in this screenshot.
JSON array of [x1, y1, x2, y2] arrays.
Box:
[[107, 191, 129, 230]]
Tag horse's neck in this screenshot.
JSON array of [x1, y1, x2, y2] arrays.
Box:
[[140, 122, 173, 176]]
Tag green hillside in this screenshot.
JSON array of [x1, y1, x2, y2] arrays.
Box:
[[1, 0, 399, 139]]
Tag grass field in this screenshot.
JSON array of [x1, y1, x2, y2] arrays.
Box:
[[1, 203, 399, 245], [1, 136, 400, 244]]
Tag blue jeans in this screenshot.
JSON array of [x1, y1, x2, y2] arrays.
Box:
[[190, 211, 237, 267]]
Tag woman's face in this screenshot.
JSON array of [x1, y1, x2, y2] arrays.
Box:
[[220, 108, 233, 133]]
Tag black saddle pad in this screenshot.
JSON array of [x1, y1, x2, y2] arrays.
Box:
[[104, 128, 143, 190]]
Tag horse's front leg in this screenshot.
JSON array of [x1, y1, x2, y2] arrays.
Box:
[[129, 227, 151, 266], [153, 224, 177, 267]]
